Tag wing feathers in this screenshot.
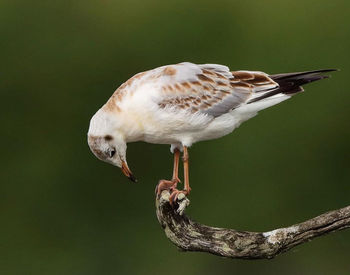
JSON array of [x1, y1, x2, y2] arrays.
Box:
[[247, 69, 336, 104], [117, 63, 336, 118], [156, 64, 281, 117]]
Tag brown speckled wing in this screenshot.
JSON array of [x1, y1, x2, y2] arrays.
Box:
[[158, 64, 279, 117]]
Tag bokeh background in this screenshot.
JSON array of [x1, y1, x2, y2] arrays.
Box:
[[1, 0, 349, 274]]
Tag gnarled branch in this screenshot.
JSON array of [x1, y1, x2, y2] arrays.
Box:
[[156, 191, 350, 259]]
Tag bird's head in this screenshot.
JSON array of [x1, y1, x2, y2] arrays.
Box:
[[87, 109, 136, 182]]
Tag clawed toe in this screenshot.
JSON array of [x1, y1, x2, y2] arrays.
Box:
[[155, 180, 190, 207], [168, 189, 189, 206], [155, 179, 178, 197]]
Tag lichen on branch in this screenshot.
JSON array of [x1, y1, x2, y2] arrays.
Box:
[[156, 190, 350, 259]]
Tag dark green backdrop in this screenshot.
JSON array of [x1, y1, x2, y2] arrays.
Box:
[[1, 0, 349, 274]]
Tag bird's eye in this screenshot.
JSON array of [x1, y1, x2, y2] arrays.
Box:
[[109, 149, 116, 158]]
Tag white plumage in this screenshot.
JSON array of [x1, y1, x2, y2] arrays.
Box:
[[90, 63, 289, 147], [87, 62, 334, 197]]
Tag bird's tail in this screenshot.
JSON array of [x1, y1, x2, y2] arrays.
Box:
[[248, 69, 337, 104], [233, 69, 337, 125], [270, 69, 337, 94]]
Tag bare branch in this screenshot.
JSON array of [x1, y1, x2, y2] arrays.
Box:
[[156, 191, 350, 259]]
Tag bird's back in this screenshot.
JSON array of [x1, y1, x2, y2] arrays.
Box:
[[101, 63, 335, 146]]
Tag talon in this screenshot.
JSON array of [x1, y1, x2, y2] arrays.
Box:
[[169, 189, 189, 207], [155, 179, 178, 197], [172, 176, 181, 184]]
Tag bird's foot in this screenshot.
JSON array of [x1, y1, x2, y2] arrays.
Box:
[[155, 178, 180, 197], [168, 188, 190, 207]]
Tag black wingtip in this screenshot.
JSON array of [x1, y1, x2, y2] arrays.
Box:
[[315, 68, 339, 73], [270, 69, 338, 80], [254, 68, 339, 99]]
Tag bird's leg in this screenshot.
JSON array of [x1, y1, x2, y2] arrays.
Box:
[[171, 148, 181, 184], [183, 146, 191, 194], [155, 149, 181, 196], [169, 146, 191, 206]]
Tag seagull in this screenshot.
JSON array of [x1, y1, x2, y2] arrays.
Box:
[[87, 62, 335, 205]]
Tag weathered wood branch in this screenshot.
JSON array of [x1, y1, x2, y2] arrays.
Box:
[[156, 191, 350, 259]]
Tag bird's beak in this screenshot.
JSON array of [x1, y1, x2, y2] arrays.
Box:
[[121, 161, 137, 182]]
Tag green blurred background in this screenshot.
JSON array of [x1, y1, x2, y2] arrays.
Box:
[[1, 0, 349, 274]]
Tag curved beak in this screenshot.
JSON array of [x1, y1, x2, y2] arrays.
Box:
[[121, 161, 137, 182]]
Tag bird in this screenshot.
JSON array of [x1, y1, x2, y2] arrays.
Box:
[[87, 62, 335, 205]]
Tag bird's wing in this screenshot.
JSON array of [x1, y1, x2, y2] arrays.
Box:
[[149, 62, 279, 117]]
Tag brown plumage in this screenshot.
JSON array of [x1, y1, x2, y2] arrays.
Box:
[[248, 69, 337, 103]]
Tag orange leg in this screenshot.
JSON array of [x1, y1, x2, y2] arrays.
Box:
[[182, 146, 191, 194], [172, 148, 181, 183], [169, 146, 191, 205], [155, 149, 181, 196]]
